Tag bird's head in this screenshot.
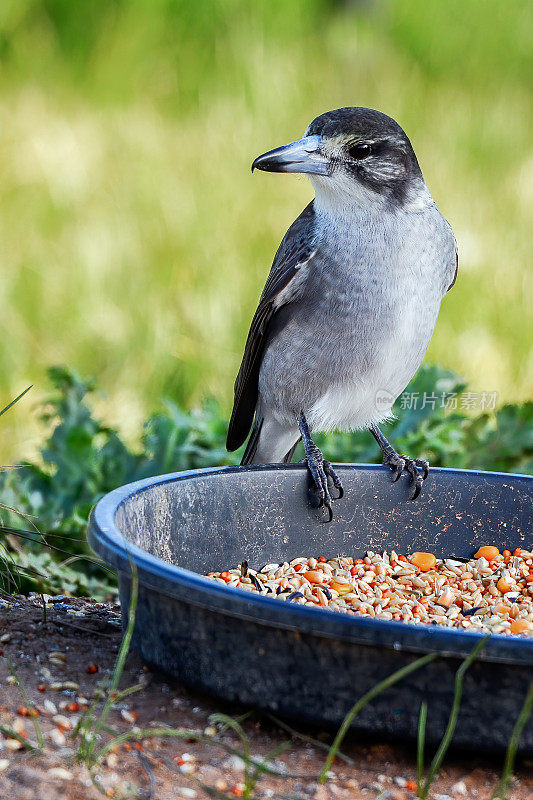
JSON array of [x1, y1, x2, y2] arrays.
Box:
[[252, 107, 426, 209]]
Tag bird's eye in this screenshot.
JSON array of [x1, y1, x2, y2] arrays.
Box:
[[347, 143, 372, 160]]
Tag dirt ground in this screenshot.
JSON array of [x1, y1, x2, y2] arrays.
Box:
[[0, 595, 531, 800]]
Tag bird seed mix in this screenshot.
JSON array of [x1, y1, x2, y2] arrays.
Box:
[[206, 546, 533, 635]]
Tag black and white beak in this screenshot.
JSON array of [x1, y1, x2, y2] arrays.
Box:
[[252, 135, 328, 175]]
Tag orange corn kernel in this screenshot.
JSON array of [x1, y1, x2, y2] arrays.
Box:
[[330, 580, 352, 595], [303, 570, 324, 584], [410, 552, 437, 572], [497, 577, 514, 594], [474, 546, 500, 560], [509, 619, 533, 634], [493, 603, 509, 614]]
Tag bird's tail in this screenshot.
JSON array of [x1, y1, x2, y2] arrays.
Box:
[[241, 416, 300, 465]]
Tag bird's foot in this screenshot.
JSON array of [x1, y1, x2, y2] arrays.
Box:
[[297, 412, 343, 522], [303, 453, 343, 522], [384, 451, 429, 500], [370, 424, 429, 500]]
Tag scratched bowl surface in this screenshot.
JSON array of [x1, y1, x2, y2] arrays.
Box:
[[88, 465, 533, 752]]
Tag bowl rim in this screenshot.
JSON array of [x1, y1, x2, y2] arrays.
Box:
[[87, 464, 533, 665]]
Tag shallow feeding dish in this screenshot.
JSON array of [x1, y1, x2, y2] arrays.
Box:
[[88, 464, 533, 752]]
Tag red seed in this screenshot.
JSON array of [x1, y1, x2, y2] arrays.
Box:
[[318, 556, 327, 563], [37, 684, 46, 693], [406, 779, 417, 792], [87, 664, 99, 674], [67, 702, 79, 713]]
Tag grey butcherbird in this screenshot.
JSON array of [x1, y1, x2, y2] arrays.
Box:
[[226, 107, 458, 520]]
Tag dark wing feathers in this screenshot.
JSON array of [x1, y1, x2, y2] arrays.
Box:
[[226, 202, 316, 452]]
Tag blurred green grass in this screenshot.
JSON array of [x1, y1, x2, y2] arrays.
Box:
[[1, 0, 531, 460]]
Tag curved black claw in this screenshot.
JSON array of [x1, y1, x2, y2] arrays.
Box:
[[323, 460, 344, 499], [384, 452, 429, 500], [305, 453, 334, 522]]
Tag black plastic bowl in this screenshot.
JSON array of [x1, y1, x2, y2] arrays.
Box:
[[88, 464, 533, 752]]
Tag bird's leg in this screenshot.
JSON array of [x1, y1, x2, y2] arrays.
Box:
[[370, 424, 429, 500], [297, 412, 343, 522]]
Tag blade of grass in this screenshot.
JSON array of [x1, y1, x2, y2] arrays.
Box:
[[420, 635, 489, 799], [109, 680, 148, 704], [265, 713, 354, 766], [0, 724, 38, 750], [246, 740, 291, 798], [491, 682, 533, 800], [73, 675, 111, 744], [0, 385, 32, 418], [416, 701, 427, 796], [83, 562, 138, 766], [208, 712, 251, 793], [0, 525, 86, 541], [58, 554, 114, 573], [319, 652, 437, 783], [94, 726, 304, 778], [210, 709, 253, 733]]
